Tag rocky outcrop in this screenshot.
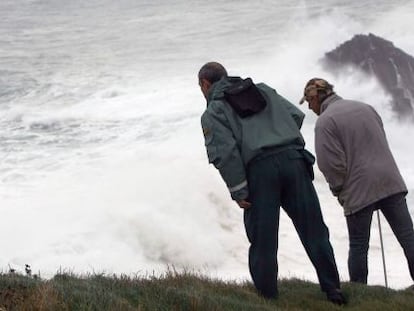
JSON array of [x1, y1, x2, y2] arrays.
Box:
[[322, 33, 414, 119]]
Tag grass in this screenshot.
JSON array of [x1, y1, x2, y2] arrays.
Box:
[[1, 270, 414, 310]]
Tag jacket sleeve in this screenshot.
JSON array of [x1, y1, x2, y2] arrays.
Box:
[[201, 110, 248, 201], [315, 121, 347, 198]]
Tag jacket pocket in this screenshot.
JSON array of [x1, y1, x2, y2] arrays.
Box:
[[288, 149, 315, 180], [301, 149, 316, 165], [206, 145, 218, 164], [204, 131, 218, 165]]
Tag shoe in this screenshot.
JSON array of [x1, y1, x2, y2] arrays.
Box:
[[326, 288, 346, 305]]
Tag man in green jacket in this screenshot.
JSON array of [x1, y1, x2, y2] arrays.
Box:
[[198, 62, 345, 304]]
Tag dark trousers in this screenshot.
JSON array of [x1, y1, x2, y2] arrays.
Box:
[[244, 149, 340, 298], [346, 192, 414, 283]]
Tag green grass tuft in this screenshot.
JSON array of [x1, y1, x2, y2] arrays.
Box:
[[0, 271, 413, 310]]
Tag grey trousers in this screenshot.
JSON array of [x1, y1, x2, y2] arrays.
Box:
[[346, 192, 414, 283], [244, 149, 340, 298]]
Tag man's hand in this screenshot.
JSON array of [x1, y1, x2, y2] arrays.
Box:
[[237, 199, 251, 209]]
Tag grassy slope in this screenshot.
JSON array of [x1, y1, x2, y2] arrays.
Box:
[[0, 272, 413, 310]]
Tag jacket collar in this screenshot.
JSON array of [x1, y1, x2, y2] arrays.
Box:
[[320, 94, 343, 114]]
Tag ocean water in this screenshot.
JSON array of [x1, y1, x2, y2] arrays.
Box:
[[1, 0, 414, 289]]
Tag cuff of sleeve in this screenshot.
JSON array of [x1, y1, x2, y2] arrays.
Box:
[[230, 184, 249, 201], [330, 185, 342, 197]]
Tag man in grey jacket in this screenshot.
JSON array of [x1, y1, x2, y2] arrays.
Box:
[[198, 62, 345, 304], [300, 78, 414, 285]]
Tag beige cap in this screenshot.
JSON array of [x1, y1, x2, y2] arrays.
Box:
[[299, 78, 334, 105]]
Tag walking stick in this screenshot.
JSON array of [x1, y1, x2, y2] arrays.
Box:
[[377, 210, 388, 288]]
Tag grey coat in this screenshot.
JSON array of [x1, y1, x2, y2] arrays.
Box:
[[315, 94, 407, 215]]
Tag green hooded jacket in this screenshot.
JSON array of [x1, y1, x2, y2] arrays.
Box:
[[201, 76, 306, 201]]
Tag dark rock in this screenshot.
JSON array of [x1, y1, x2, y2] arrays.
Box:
[[322, 33, 414, 119]]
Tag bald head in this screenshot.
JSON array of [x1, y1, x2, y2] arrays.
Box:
[[198, 62, 228, 84], [198, 62, 228, 99]]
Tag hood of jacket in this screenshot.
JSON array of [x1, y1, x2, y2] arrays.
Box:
[[207, 76, 244, 104]]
